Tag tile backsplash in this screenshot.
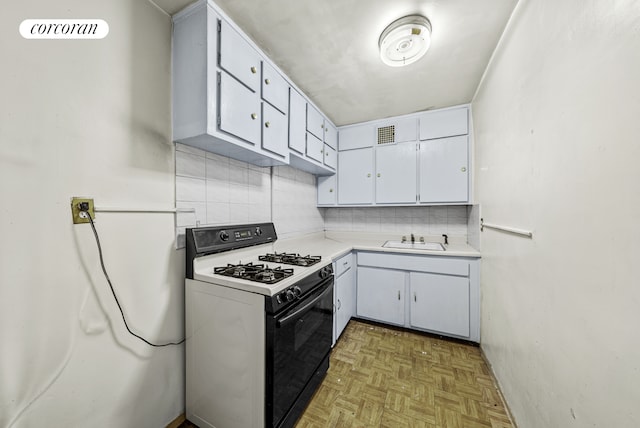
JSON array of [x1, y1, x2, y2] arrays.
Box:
[[323, 206, 469, 237], [176, 143, 471, 248], [175, 143, 324, 247]]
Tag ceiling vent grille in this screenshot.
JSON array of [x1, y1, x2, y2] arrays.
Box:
[[377, 125, 395, 144]]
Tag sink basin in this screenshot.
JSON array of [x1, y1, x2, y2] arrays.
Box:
[[382, 240, 445, 251]]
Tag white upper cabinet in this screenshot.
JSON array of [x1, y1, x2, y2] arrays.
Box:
[[261, 61, 289, 114], [218, 71, 260, 145], [288, 88, 306, 155], [173, 3, 334, 171], [306, 104, 324, 140], [317, 174, 337, 206], [419, 107, 468, 140], [324, 122, 338, 150], [375, 143, 417, 204], [306, 132, 324, 163], [419, 135, 469, 203], [339, 124, 374, 151], [323, 144, 337, 170], [338, 148, 374, 204], [262, 102, 288, 157], [219, 20, 260, 92]]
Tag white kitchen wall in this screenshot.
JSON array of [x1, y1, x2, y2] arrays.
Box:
[[175, 148, 324, 244], [323, 206, 468, 238], [472, 0, 640, 427], [272, 166, 324, 238], [0, 1, 183, 427]]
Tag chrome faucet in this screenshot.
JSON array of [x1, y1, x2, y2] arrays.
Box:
[[442, 234, 449, 245], [411, 233, 415, 243]]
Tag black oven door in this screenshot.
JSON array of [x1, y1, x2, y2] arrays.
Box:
[[266, 276, 333, 428]]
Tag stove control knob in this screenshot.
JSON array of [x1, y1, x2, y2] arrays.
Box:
[[285, 290, 295, 302], [255, 227, 262, 236], [276, 294, 282, 304], [219, 231, 229, 241], [292, 286, 302, 298]]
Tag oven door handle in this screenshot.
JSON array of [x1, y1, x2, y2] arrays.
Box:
[[276, 281, 333, 328]]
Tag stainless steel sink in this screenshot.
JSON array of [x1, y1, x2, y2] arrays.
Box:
[[382, 240, 445, 251]]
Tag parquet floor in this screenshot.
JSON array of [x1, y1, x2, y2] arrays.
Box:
[[294, 320, 514, 428]]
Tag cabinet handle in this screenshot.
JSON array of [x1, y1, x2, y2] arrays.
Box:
[[325, 152, 328, 156], [367, 173, 371, 178], [264, 78, 270, 84], [329, 188, 334, 192], [397, 291, 401, 300], [251, 113, 257, 120], [265, 121, 270, 128], [461, 167, 467, 172], [343, 261, 348, 266], [377, 173, 381, 178], [414, 292, 417, 302], [337, 299, 341, 310], [250, 66, 257, 74]]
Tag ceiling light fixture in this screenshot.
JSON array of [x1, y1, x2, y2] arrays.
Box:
[[379, 15, 432, 67]]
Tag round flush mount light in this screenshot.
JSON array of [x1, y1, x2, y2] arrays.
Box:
[[379, 15, 432, 67]]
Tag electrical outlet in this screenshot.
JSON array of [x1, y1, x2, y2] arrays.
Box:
[[71, 197, 95, 224]]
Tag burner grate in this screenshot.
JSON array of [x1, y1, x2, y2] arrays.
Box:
[[214, 262, 294, 284], [258, 252, 321, 267]]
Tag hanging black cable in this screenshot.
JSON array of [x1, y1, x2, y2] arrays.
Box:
[[84, 211, 184, 347]]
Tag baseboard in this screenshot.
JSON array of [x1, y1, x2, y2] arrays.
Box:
[[479, 347, 518, 428]]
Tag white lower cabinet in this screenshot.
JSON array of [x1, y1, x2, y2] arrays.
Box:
[[356, 266, 405, 326], [356, 252, 480, 342], [409, 272, 470, 337], [333, 253, 355, 344]]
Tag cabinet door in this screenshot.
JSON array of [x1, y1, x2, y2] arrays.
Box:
[[375, 143, 417, 204], [261, 62, 289, 114], [419, 135, 468, 203], [336, 267, 354, 339], [218, 72, 260, 145], [262, 102, 288, 157], [306, 104, 324, 140], [357, 267, 404, 326], [288, 89, 306, 154], [419, 107, 468, 140], [323, 144, 337, 170], [306, 132, 324, 163], [324, 122, 338, 150], [338, 148, 374, 204], [317, 175, 337, 205], [219, 20, 260, 92], [339, 124, 374, 151], [410, 272, 470, 338]]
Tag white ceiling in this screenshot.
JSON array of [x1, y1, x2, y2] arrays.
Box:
[[157, 0, 518, 126]]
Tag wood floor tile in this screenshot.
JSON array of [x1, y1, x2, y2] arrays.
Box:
[[295, 320, 514, 428]]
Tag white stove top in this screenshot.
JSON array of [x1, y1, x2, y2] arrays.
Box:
[[191, 243, 328, 296]]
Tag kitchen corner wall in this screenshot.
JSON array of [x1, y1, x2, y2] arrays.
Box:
[[175, 144, 324, 246], [323, 206, 468, 237]]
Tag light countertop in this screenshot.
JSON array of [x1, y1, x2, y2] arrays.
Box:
[[275, 231, 481, 262]]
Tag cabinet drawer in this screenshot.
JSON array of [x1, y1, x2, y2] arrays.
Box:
[[334, 252, 353, 277], [288, 88, 306, 154], [261, 62, 289, 114], [306, 132, 324, 163], [419, 107, 468, 140], [219, 20, 260, 92], [306, 104, 324, 140], [357, 252, 469, 277], [323, 144, 337, 170]]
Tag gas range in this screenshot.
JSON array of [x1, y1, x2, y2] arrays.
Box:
[[184, 222, 334, 428]]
